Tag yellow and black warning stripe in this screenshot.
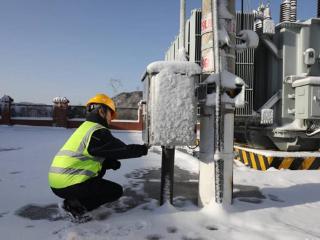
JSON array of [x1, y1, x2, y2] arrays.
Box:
[[234, 147, 320, 171]]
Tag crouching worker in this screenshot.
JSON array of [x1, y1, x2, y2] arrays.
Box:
[[48, 93, 148, 221]]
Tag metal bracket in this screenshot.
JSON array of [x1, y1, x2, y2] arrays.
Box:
[[257, 90, 282, 113], [195, 84, 208, 105]]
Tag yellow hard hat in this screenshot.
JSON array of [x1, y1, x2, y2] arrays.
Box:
[[86, 93, 116, 119]]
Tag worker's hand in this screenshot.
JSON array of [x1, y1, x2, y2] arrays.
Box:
[[138, 144, 148, 156], [129, 144, 149, 156], [104, 159, 121, 170], [110, 160, 121, 170]]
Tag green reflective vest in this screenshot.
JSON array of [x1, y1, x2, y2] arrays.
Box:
[[48, 121, 105, 189]]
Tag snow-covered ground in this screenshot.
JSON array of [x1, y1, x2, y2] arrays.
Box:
[[0, 125, 320, 240]]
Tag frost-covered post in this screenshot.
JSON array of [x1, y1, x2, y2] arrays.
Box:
[[199, 0, 236, 207], [53, 97, 69, 128], [160, 146, 175, 204], [0, 95, 14, 125], [159, 0, 187, 205]]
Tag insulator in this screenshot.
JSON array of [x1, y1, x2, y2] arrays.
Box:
[[254, 19, 263, 31], [290, 0, 297, 22], [280, 0, 291, 23]]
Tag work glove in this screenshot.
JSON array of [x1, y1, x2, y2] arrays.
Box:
[[136, 144, 149, 156], [128, 144, 149, 156], [104, 159, 121, 170]]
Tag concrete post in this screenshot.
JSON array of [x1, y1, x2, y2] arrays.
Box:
[[0, 95, 13, 125], [53, 97, 69, 128], [199, 0, 236, 207], [198, 107, 215, 206]]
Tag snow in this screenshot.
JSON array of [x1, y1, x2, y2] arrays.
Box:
[[204, 70, 245, 88], [1, 125, 320, 240], [219, 27, 231, 46], [147, 61, 201, 76], [260, 109, 274, 125], [11, 117, 53, 120], [205, 92, 237, 106], [263, 19, 276, 34], [236, 30, 259, 49], [176, 48, 188, 61], [53, 97, 69, 104], [218, 0, 234, 20], [275, 119, 306, 131], [148, 65, 198, 146], [111, 119, 139, 123], [0, 95, 13, 103], [292, 76, 320, 88]]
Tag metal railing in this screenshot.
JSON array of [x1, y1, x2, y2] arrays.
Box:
[[68, 106, 87, 119], [11, 104, 53, 118], [67, 106, 139, 121], [8, 103, 140, 121]]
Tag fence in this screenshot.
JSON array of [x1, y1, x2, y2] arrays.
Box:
[[68, 106, 86, 119], [0, 101, 142, 131], [11, 104, 53, 119], [67, 106, 139, 121]]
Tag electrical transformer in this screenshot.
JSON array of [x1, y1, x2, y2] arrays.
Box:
[[165, 2, 320, 151]]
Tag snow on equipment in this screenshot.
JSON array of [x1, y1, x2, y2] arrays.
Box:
[[142, 61, 201, 146], [140, 0, 204, 206], [141, 61, 201, 205]]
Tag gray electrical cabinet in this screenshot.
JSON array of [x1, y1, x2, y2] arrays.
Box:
[[141, 61, 201, 146], [293, 77, 320, 119]]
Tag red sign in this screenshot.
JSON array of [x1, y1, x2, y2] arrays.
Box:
[[201, 13, 212, 33]]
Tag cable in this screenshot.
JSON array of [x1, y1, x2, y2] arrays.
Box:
[[306, 128, 320, 137]]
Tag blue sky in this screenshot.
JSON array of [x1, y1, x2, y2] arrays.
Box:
[[0, 0, 316, 104]]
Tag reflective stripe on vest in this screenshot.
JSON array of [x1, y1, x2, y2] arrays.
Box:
[[48, 121, 105, 189], [55, 150, 104, 163], [49, 166, 96, 177]]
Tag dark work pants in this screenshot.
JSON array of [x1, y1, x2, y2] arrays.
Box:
[[51, 177, 123, 211]]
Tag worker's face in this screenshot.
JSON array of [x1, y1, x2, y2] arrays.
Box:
[[99, 107, 112, 125], [105, 110, 112, 125]]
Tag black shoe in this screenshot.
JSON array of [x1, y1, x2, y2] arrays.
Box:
[[62, 199, 91, 223]]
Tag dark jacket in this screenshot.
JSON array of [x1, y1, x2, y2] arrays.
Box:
[[86, 112, 147, 176]]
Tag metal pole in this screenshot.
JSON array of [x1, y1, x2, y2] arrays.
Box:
[[180, 0, 186, 49], [318, 0, 320, 18], [160, 146, 175, 205], [241, 0, 244, 30]]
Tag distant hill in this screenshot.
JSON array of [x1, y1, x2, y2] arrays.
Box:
[[112, 91, 143, 120], [112, 91, 142, 108]]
